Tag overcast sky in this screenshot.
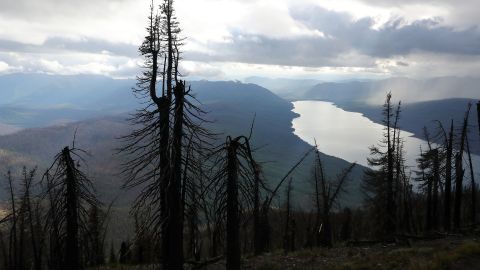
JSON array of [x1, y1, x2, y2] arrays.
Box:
[[0, 0, 479, 80]]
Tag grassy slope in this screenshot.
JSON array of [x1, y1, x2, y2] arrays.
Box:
[[248, 238, 480, 270]]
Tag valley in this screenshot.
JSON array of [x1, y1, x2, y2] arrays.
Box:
[[0, 74, 478, 263]]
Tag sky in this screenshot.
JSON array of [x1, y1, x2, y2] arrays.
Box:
[[0, 0, 480, 81]]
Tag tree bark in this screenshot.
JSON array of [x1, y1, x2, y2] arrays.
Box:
[[432, 149, 440, 230], [283, 178, 293, 254], [226, 140, 241, 270], [466, 135, 476, 225], [454, 104, 471, 229], [253, 164, 262, 255], [444, 120, 454, 231], [7, 171, 18, 270], [63, 147, 80, 270], [477, 101, 480, 137], [167, 81, 185, 270], [385, 94, 396, 238]]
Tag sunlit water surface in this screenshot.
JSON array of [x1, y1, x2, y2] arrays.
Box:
[[292, 100, 480, 178]]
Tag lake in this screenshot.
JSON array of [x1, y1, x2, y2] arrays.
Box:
[[292, 100, 480, 178]]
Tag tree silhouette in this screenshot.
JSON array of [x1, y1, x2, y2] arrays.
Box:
[[312, 146, 356, 247], [454, 103, 471, 229], [362, 93, 402, 239], [416, 127, 443, 231], [477, 101, 480, 137], [465, 134, 476, 225], [120, 1, 210, 269], [283, 177, 295, 254], [437, 120, 454, 231], [43, 146, 99, 270]]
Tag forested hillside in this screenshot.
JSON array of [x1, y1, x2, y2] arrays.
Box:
[[1, 0, 480, 269], [0, 79, 365, 206]]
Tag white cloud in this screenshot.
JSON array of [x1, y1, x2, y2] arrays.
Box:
[[0, 0, 480, 80], [0, 61, 9, 72], [38, 59, 63, 73], [180, 61, 225, 79]]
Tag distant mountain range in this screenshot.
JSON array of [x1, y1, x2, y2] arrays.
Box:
[[2, 73, 478, 210], [305, 81, 479, 155], [244, 76, 322, 100], [0, 75, 366, 209], [1, 73, 477, 245], [0, 73, 136, 128], [254, 76, 480, 104], [0, 73, 135, 109], [296, 77, 480, 105], [250, 76, 479, 154]]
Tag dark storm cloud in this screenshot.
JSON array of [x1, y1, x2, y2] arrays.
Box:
[[0, 37, 137, 57], [293, 6, 480, 57], [186, 33, 356, 67], [187, 6, 480, 68]]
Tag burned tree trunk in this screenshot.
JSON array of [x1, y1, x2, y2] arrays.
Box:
[[454, 153, 465, 230], [260, 148, 314, 253], [45, 172, 61, 270], [425, 164, 432, 232], [454, 104, 471, 229], [159, 96, 170, 268], [477, 101, 480, 137], [314, 153, 324, 247], [259, 201, 271, 253], [444, 120, 454, 231], [22, 168, 42, 270], [44, 145, 99, 270], [316, 149, 332, 247], [253, 163, 262, 255], [283, 178, 294, 254], [432, 149, 440, 230], [167, 80, 185, 270], [386, 95, 396, 238], [7, 171, 18, 270], [63, 147, 80, 270], [466, 135, 476, 225], [314, 145, 356, 247], [187, 187, 199, 262], [226, 139, 241, 270]]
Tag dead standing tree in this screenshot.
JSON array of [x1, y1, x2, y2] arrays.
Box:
[[454, 103, 471, 229], [477, 101, 480, 137], [416, 128, 442, 231], [283, 178, 295, 254], [466, 134, 476, 225], [208, 135, 263, 270], [43, 146, 99, 270], [312, 146, 356, 247], [6, 171, 18, 270], [120, 1, 210, 269], [255, 147, 315, 254], [20, 167, 43, 270], [437, 120, 454, 231], [0, 168, 46, 270], [225, 137, 242, 270]]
